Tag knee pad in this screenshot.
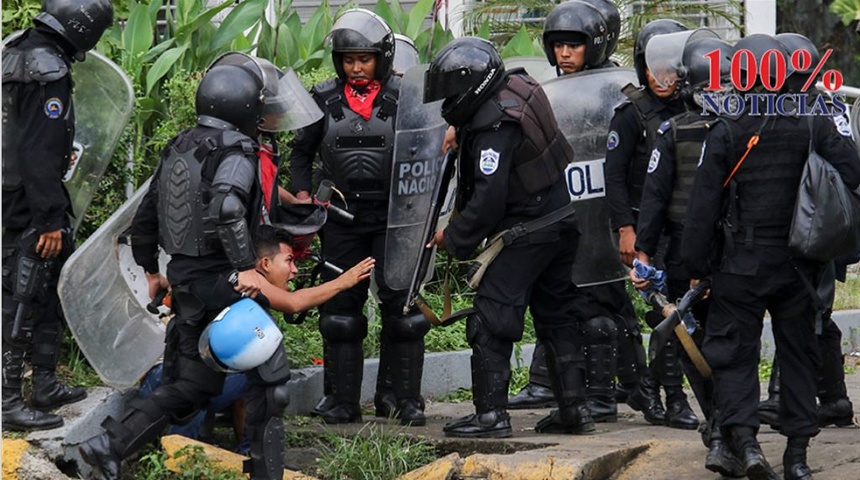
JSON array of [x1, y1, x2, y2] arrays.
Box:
[[267, 383, 290, 417], [255, 343, 291, 384], [582, 316, 618, 344], [389, 311, 430, 341], [177, 356, 226, 397], [319, 314, 367, 342]]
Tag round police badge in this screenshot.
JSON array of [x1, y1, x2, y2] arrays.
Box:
[[607, 131, 619, 150], [647, 148, 660, 173], [44, 97, 63, 119]]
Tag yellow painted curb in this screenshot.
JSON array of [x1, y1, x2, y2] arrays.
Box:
[[398, 452, 461, 480], [2, 438, 30, 480], [160, 434, 318, 480], [460, 453, 580, 480]]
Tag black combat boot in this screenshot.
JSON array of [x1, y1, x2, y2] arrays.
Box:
[[815, 331, 854, 427], [374, 340, 397, 418], [660, 339, 698, 429], [818, 398, 854, 427], [1, 343, 63, 431], [444, 336, 513, 438], [758, 359, 781, 430], [321, 341, 363, 424], [507, 342, 557, 409], [783, 437, 813, 480], [704, 423, 744, 478], [535, 333, 595, 434], [730, 427, 779, 480], [390, 339, 428, 425], [79, 408, 170, 480], [30, 323, 86, 410], [582, 316, 618, 423], [627, 370, 666, 425]]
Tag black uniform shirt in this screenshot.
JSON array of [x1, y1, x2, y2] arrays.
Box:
[[2, 29, 75, 233], [681, 116, 860, 279], [635, 124, 676, 257], [604, 103, 641, 230]]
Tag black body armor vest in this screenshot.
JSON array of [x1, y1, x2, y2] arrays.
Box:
[[156, 128, 258, 257], [668, 113, 711, 224], [315, 78, 398, 201]]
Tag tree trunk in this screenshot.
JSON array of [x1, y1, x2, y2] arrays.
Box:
[[777, 0, 860, 87]]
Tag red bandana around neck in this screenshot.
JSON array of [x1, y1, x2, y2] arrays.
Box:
[[344, 78, 382, 120]]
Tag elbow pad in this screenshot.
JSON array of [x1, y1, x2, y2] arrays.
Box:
[[216, 216, 256, 271]]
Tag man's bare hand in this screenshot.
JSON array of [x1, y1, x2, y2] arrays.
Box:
[[426, 229, 446, 250], [296, 190, 311, 201], [442, 126, 457, 154], [145, 272, 170, 300], [338, 257, 375, 289], [628, 267, 651, 291], [235, 269, 264, 298], [279, 186, 312, 205], [36, 229, 63, 258], [618, 225, 636, 267], [690, 278, 711, 300]]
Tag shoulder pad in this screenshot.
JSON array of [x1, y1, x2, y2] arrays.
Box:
[[220, 131, 257, 154], [384, 74, 401, 95], [468, 98, 505, 132], [613, 99, 633, 113], [657, 120, 672, 135], [27, 47, 69, 83], [312, 78, 339, 97]]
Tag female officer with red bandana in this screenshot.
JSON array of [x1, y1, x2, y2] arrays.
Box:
[[288, 9, 429, 426]]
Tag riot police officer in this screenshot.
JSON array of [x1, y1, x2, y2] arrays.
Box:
[[604, 19, 698, 430], [425, 37, 594, 438], [1, 0, 113, 432], [631, 31, 740, 476], [78, 54, 301, 480], [681, 34, 860, 480], [288, 9, 430, 426], [755, 33, 856, 432], [509, 0, 646, 426]]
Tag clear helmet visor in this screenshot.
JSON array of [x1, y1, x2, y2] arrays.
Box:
[[260, 68, 323, 132], [645, 29, 719, 88]]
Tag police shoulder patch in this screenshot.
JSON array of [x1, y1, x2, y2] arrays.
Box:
[[657, 120, 672, 135], [647, 148, 661, 174], [44, 97, 63, 119], [833, 114, 852, 138], [607, 131, 620, 150], [480, 148, 500, 175]]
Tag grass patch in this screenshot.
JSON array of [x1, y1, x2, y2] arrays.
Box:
[[434, 387, 473, 403], [131, 444, 244, 480], [759, 358, 774, 383], [834, 273, 860, 311], [315, 423, 437, 480]]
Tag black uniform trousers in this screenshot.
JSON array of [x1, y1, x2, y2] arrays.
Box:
[[703, 245, 821, 439]]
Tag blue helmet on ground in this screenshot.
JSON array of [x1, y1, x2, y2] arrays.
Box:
[[199, 298, 283, 372]]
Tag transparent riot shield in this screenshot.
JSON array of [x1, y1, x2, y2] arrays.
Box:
[[542, 68, 638, 286], [58, 180, 169, 388], [66, 50, 134, 231], [384, 65, 449, 290], [645, 29, 719, 89], [505, 56, 558, 84]]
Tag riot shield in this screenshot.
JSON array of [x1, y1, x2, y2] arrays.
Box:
[[67, 50, 134, 231], [542, 68, 638, 286], [645, 29, 719, 89], [505, 56, 558, 84], [384, 65, 449, 290], [58, 180, 169, 388]]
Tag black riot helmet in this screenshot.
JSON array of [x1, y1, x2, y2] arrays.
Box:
[[34, 0, 113, 61], [580, 0, 621, 57], [634, 19, 687, 86], [776, 33, 820, 93], [732, 34, 794, 90], [329, 8, 395, 82], [682, 38, 731, 109], [196, 64, 265, 138], [424, 37, 506, 128], [542, 1, 608, 69]]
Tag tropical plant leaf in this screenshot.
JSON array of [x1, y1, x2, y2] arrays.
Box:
[[209, 0, 266, 53], [406, 0, 434, 40], [122, 4, 153, 60], [174, 0, 233, 45], [146, 45, 188, 95], [141, 39, 176, 63], [500, 24, 536, 58]]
